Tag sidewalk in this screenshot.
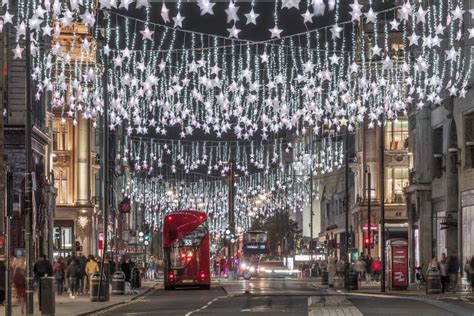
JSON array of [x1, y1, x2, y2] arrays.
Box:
[[312, 278, 474, 301], [0, 280, 158, 316]]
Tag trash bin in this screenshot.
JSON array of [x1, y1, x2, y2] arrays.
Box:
[[347, 270, 358, 290], [426, 268, 441, 294], [40, 277, 55, 315], [90, 272, 109, 302], [321, 269, 329, 286], [112, 271, 126, 295]]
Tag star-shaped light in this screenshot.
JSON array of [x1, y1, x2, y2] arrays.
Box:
[[161, 3, 170, 23], [408, 32, 420, 46], [283, 0, 300, 10], [365, 7, 377, 24], [15, 22, 27, 37], [12, 44, 24, 60], [2, 10, 13, 24], [329, 54, 339, 65], [225, 2, 239, 23], [330, 24, 342, 39], [81, 9, 96, 26], [260, 52, 269, 63], [451, 5, 465, 21], [339, 117, 348, 126], [301, 9, 314, 24], [135, 0, 150, 9], [415, 6, 427, 24], [382, 55, 393, 69], [313, 0, 325, 17], [445, 47, 459, 61], [140, 27, 154, 41], [269, 25, 283, 39], [119, 0, 133, 10], [389, 19, 400, 30], [81, 38, 91, 52], [173, 12, 185, 28], [244, 8, 259, 25], [197, 0, 215, 16], [371, 44, 382, 56], [227, 25, 241, 39]]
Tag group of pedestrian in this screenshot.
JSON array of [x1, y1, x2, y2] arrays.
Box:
[[52, 254, 100, 298], [426, 253, 460, 293], [354, 254, 382, 284], [0, 257, 28, 313]]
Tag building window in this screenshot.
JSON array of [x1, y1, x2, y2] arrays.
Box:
[[53, 167, 71, 204], [52, 119, 71, 151], [386, 168, 409, 204], [385, 119, 409, 150], [465, 112, 474, 168]]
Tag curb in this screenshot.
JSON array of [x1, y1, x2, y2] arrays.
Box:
[[78, 284, 158, 315]]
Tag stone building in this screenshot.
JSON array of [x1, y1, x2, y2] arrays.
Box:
[[50, 23, 100, 258]]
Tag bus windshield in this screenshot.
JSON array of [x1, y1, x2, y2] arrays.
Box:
[[169, 224, 208, 270]]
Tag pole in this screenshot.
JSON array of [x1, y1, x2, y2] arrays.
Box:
[[344, 126, 350, 291], [227, 160, 235, 278], [380, 118, 386, 292], [98, 48, 109, 301], [5, 169, 12, 316], [310, 174, 313, 256], [366, 166, 371, 256], [25, 27, 35, 315]]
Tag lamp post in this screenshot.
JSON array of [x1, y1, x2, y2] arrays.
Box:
[[344, 125, 350, 291], [380, 118, 386, 292], [366, 165, 371, 256]]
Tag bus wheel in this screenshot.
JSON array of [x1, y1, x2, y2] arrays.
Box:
[[200, 285, 211, 290], [165, 285, 175, 291], [243, 272, 252, 280]]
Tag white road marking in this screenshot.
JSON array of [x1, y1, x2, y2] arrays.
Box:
[[185, 296, 226, 316]]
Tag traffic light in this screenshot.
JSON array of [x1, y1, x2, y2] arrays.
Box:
[[144, 230, 150, 241], [364, 237, 370, 248], [53, 228, 60, 240]]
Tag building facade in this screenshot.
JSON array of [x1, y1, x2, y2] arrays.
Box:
[[51, 23, 100, 258]]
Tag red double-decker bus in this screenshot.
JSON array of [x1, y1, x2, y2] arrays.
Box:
[[163, 210, 211, 290]]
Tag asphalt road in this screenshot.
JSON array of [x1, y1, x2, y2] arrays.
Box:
[[99, 278, 474, 316]]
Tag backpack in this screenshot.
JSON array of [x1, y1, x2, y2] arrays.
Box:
[[55, 268, 64, 280]]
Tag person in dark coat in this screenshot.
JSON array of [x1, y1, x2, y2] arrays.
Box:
[[447, 254, 460, 293], [66, 259, 81, 298], [120, 259, 132, 283], [78, 255, 87, 295], [33, 254, 53, 311]]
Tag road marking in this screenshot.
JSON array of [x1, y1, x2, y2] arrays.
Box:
[[185, 296, 226, 316]]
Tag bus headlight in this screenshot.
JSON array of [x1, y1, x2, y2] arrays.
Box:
[[249, 266, 256, 273], [241, 263, 247, 270]]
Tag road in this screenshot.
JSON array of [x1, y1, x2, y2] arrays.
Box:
[[100, 278, 474, 315]]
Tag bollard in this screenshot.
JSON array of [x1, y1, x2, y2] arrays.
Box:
[[347, 270, 358, 290], [40, 277, 55, 315]]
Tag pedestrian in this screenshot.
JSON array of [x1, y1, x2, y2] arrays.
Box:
[[468, 256, 474, 291], [327, 257, 336, 288], [120, 259, 132, 283], [371, 257, 382, 282], [447, 254, 460, 293], [78, 254, 87, 295], [355, 256, 366, 283], [439, 253, 449, 293], [0, 259, 6, 305], [427, 256, 440, 272], [53, 258, 65, 296], [12, 260, 26, 314], [85, 255, 99, 293], [66, 258, 80, 298], [364, 255, 373, 284], [33, 254, 53, 311]]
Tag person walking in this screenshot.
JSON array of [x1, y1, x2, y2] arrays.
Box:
[[78, 254, 87, 295], [12, 260, 26, 314], [120, 259, 132, 283], [66, 259, 80, 298], [85, 255, 99, 294], [355, 256, 366, 284], [447, 254, 460, 293], [439, 253, 449, 293], [364, 255, 373, 284], [371, 257, 382, 282], [33, 254, 53, 311], [53, 258, 65, 296]]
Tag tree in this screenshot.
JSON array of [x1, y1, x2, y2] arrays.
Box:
[[250, 211, 302, 258]]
